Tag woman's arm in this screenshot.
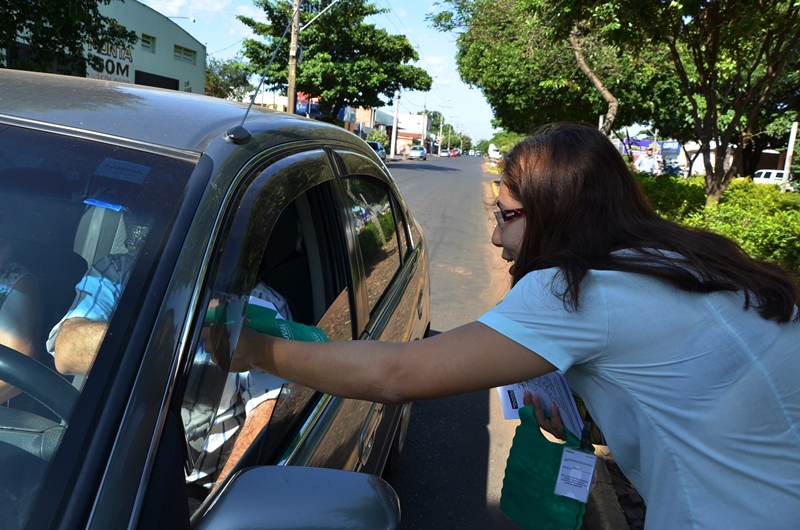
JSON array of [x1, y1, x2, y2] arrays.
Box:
[[229, 321, 557, 405]]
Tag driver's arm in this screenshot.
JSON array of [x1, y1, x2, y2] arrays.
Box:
[[52, 318, 108, 375], [47, 253, 134, 376]]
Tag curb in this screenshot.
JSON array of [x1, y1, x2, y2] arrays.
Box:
[[583, 456, 628, 530]]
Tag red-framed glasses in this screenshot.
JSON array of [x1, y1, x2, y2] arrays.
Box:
[[493, 207, 524, 227]]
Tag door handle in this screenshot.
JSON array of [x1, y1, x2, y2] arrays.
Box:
[[358, 403, 384, 465]]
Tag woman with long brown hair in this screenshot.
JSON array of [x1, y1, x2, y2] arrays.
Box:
[[222, 122, 800, 529]]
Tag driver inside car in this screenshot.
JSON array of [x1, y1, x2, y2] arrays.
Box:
[[0, 237, 42, 404], [47, 246, 291, 498]]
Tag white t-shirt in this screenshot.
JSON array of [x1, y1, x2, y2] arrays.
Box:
[[478, 267, 800, 529]]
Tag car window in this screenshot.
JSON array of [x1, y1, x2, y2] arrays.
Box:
[[0, 125, 193, 529], [180, 150, 356, 511], [341, 176, 402, 314]]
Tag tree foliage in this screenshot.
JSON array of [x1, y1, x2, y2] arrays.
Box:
[[366, 128, 389, 146], [239, 0, 432, 121], [537, 0, 800, 204], [205, 56, 253, 100], [1, 0, 137, 74], [428, 0, 683, 135]]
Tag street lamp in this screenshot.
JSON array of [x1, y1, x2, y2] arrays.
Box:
[[169, 16, 196, 22]]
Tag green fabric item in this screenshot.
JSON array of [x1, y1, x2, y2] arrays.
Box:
[[243, 304, 329, 342], [205, 303, 329, 342], [500, 406, 588, 530]]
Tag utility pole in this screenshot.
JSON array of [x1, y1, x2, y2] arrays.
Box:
[[781, 121, 798, 192], [286, 0, 301, 115], [420, 93, 427, 150], [438, 116, 444, 155], [390, 90, 400, 159]]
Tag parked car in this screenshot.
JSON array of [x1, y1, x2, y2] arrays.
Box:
[[439, 148, 450, 157], [753, 169, 792, 191], [408, 146, 427, 160], [0, 70, 431, 530], [488, 144, 502, 160], [449, 149, 459, 157], [367, 141, 387, 161]]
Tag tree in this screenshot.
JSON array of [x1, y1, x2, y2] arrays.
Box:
[[366, 128, 389, 147], [429, 0, 683, 136], [206, 56, 253, 100], [538, 0, 800, 205], [1, 0, 137, 74], [239, 0, 432, 122]]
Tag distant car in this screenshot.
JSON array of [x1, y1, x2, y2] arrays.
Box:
[[475, 150, 482, 156], [449, 149, 459, 157], [468, 150, 475, 156], [408, 146, 427, 160], [439, 149, 450, 157], [367, 141, 387, 161], [753, 169, 792, 190], [0, 70, 432, 529], [488, 144, 502, 160]]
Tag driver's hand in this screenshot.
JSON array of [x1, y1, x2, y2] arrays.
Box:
[[524, 390, 567, 441]]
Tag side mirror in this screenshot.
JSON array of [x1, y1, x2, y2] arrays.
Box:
[[195, 466, 401, 530]]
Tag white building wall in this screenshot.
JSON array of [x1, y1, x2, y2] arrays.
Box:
[[92, 1, 205, 94]]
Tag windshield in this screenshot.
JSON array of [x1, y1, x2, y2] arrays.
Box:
[[0, 124, 194, 527]]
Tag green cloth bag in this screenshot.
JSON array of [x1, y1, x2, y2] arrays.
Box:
[[242, 303, 329, 342], [206, 301, 329, 343], [500, 405, 589, 530]]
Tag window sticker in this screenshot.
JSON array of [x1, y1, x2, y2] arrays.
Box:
[[94, 157, 151, 184]]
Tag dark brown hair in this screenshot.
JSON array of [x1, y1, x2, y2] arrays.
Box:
[[502, 122, 800, 323]]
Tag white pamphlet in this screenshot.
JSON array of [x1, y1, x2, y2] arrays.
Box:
[[497, 372, 584, 436], [554, 447, 596, 503]]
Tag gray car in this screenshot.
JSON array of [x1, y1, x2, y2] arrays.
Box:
[[0, 70, 430, 529], [367, 141, 387, 161]]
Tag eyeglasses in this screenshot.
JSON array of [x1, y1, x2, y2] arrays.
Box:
[[493, 207, 524, 228]]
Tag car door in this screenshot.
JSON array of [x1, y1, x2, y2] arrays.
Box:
[[326, 149, 430, 475]]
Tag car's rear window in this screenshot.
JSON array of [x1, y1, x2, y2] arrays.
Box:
[[0, 124, 194, 528]]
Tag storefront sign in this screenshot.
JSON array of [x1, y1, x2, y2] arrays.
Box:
[[87, 40, 134, 83]]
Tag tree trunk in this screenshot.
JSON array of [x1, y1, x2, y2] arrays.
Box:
[[569, 29, 618, 135]]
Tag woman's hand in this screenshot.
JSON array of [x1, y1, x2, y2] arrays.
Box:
[[230, 325, 277, 372], [524, 390, 566, 441], [201, 323, 279, 374]]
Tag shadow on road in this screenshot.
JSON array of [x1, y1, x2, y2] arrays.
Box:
[[386, 161, 461, 172]]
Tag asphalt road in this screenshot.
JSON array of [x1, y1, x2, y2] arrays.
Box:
[[383, 155, 522, 529]]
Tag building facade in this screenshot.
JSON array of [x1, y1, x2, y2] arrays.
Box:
[[5, 1, 205, 94], [92, 1, 205, 93]]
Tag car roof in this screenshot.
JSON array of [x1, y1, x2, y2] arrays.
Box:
[[0, 70, 349, 154]]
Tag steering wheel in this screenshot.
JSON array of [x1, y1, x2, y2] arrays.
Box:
[[0, 344, 78, 422]]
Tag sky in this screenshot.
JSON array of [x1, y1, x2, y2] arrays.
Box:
[[141, 0, 499, 142]]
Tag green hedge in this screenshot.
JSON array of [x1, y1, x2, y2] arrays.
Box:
[[358, 222, 383, 265], [635, 174, 706, 221], [638, 174, 800, 276], [378, 211, 394, 242]]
